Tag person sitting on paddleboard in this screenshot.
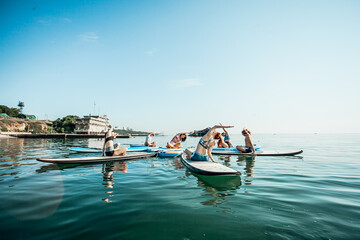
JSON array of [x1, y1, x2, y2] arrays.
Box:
[[102, 126, 127, 156], [166, 131, 193, 149], [185, 125, 233, 162], [236, 128, 256, 154], [145, 132, 157, 147], [215, 132, 229, 148], [221, 125, 233, 147]]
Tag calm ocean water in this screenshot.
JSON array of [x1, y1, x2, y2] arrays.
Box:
[[0, 134, 359, 240]]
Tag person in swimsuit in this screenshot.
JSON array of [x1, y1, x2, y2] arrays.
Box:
[[185, 125, 233, 162], [236, 128, 256, 154], [221, 125, 233, 147], [215, 132, 229, 148], [102, 126, 127, 156], [166, 131, 193, 149], [145, 132, 157, 147]]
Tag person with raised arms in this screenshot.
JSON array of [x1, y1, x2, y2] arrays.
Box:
[[102, 126, 127, 156], [185, 125, 233, 162], [236, 128, 256, 154], [220, 124, 233, 148], [144, 132, 157, 147], [166, 131, 194, 149]]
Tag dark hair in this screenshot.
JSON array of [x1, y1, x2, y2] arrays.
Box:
[[180, 134, 187, 142], [242, 129, 251, 135], [214, 132, 221, 140]]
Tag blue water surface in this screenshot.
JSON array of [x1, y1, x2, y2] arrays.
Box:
[[0, 134, 359, 239]]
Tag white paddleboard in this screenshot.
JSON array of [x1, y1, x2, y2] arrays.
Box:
[[180, 153, 240, 176], [37, 152, 157, 164], [211, 150, 303, 156]]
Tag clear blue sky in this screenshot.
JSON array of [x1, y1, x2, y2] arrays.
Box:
[[1, 0, 359, 134]]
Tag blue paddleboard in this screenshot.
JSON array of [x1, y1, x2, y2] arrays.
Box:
[[157, 149, 183, 158]]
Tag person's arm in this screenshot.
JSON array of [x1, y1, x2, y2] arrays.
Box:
[[208, 142, 218, 163], [219, 123, 230, 136], [212, 125, 233, 130], [202, 125, 231, 141], [248, 136, 256, 154]]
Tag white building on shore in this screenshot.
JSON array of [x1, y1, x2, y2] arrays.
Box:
[[74, 115, 109, 134]]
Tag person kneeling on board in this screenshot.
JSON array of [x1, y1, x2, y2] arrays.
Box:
[[221, 125, 233, 147], [235, 128, 256, 154], [102, 126, 127, 156], [215, 132, 229, 148], [166, 131, 193, 149], [144, 132, 157, 147], [185, 125, 233, 163]]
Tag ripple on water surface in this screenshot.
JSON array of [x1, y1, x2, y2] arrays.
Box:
[[1, 135, 360, 239]]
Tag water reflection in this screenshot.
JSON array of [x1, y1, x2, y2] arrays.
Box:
[[36, 163, 70, 173], [193, 172, 241, 191], [184, 170, 241, 207], [102, 161, 128, 203], [0, 138, 25, 161], [218, 155, 232, 167], [236, 155, 256, 185], [168, 159, 184, 170], [0, 138, 43, 181], [0, 174, 64, 220]]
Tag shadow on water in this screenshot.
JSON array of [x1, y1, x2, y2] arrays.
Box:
[[185, 169, 241, 191], [36, 163, 79, 173], [36, 160, 129, 174], [185, 171, 241, 206]]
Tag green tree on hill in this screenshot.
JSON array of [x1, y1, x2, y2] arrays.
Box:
[[0, 105, 20, 117], [53, 115, 80, 133]]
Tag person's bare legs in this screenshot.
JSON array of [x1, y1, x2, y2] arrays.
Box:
[[184, 149, 194, 159], [174, 143, 181, 149], [166, 142, 175, 149], [114, 147, 127, 156], [236, 145, 246, 153], [225, 141, 233, 148]]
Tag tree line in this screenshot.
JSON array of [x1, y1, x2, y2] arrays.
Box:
[[0, 105, 20, 117]]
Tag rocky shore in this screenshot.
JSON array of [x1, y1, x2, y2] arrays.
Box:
[[0, 117, 52, 133]]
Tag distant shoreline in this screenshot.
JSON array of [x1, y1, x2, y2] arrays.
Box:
[[1, 133, 131, 139]]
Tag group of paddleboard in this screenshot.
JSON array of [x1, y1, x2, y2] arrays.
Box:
[[37, 125, 303, 176], [103, 124, 258, 163]]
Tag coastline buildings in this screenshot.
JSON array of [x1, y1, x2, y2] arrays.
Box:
[[74, 115, 109, 134]]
